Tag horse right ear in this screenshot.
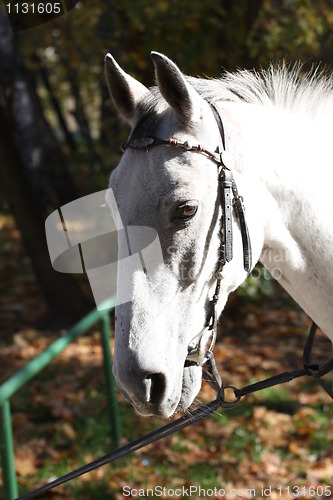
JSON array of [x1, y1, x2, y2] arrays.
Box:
[[104, 54, 149, 126], [151, 52, 204, 127]]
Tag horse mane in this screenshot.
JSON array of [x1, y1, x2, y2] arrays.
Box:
[[129, 63, 333, 142], [189, 63, 333, 118]]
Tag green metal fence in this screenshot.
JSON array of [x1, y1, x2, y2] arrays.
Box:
[[0, 298, 121, 500]]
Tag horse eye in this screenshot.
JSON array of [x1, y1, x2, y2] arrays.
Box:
[[176, 201, 198, 220]]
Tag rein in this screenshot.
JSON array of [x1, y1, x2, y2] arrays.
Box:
[[16, 103, 333, 499]]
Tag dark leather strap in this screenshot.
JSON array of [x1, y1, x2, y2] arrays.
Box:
[[233, 368, 310, 399], [212, 101, 251, 273], [231, 178, 252, 273], [303, 322, 333, 398], [210, 102, 227, 151], [233, 196, 252, 272], [221, 169, 233, 263], [233, 321, 333, 401]]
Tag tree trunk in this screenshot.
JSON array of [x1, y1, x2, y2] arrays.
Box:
[[0, 13, 93, 324], [33, 53, 77, 153], [0, 103, 93, 324], [0, 12, 78, 217]]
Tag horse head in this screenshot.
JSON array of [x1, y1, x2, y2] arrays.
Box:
[[104, 52, 257, 417]]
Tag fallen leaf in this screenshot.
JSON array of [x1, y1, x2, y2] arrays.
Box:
[[15, 447, 37, 476], [62, 422, 77, 439]]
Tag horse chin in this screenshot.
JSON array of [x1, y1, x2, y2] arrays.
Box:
[[176, 364, 203, 414]]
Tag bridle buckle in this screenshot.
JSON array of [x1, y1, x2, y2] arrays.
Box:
[[186, 327, 217, 367]]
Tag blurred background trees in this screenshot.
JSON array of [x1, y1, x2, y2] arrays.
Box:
[[1, 0, 333, 325]]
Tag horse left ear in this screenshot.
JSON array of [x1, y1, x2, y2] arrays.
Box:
[[104, 53, 149, 126], [151, 52, 204, 126]]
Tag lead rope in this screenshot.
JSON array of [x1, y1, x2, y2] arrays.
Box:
[[15, 401, 220, 500]]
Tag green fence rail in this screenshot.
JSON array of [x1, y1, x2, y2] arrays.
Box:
[[0, 298, 121, 500]]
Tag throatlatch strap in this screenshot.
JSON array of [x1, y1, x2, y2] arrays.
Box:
[[233, 196, 252, 273]]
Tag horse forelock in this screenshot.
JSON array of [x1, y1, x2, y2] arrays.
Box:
[[128, 88, 168, 144]]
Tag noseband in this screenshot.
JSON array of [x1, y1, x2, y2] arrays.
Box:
[[122, 103, 252, 368]]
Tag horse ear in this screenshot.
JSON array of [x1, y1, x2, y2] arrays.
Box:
[[104, 53, 149, 126], [151, 52, 203, 125]]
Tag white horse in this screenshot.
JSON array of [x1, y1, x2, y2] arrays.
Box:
[[104, 52, 333, 418]]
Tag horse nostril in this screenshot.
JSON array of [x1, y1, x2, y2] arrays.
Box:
[[144, 373, 166, 404]]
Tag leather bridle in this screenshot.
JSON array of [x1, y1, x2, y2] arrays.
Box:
[[122, 102, 252, 368]]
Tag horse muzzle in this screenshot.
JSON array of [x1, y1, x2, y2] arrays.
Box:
[[112, 351, 202, 417]]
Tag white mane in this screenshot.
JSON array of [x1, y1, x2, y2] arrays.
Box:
[[188, 64, 333, 119], [130, 64, 333, 143]]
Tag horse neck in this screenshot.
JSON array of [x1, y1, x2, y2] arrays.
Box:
[[220, 101, 333, 340]]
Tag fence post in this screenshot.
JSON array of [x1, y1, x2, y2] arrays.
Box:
[[0, 400, 19, 500], [100, 313, 121, 449]]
